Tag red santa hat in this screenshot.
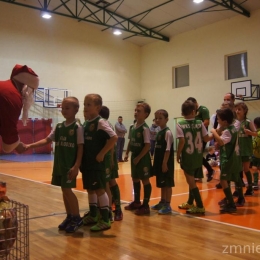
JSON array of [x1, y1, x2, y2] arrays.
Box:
[[10, 64, 39, 89]]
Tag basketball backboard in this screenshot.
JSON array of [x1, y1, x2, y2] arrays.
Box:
[[231, 80, 259, 101], [34, 88, 72, 107]]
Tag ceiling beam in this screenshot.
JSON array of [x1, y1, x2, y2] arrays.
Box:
[[208, 0, 250, 17], [0, 0, 170, 42]]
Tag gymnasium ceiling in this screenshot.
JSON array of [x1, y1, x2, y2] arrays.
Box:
[[1, 0, 260, 46]]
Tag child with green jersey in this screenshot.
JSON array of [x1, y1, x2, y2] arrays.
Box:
[[151, 109, 174, 215], [177, 100, 212, 214], [26, 97, 84, 233], [124, 102, 152, 215], [235, 102, 256, 196], [99, 106, 123, 221], [211, 108, 242, 213], [81, 94, 117, 231], [244, 117, 260, 190]]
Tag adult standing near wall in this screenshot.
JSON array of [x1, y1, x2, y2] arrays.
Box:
[[115, 116, 127, 162], [0, 64, 39, 153], [187, 97, 214, 182], [149, 119, 160, 158]]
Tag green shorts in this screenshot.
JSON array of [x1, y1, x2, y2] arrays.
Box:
[[241, 156, 251, 162], [251, 157, 260, 168], [82, 170, 106, 190], [51, 174, 76, 188], [110, 168, 119, 179], [181, 165, 203, 178], [131, 156, 151, 180], [155, 170, 174, 188]]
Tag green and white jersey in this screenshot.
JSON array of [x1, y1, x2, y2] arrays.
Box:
[[253, 129, 260, 158], [153, 127, 174, 174], [176, 119, 207, 170], [238, 119, 255, 157], [219, 125, 242, 179], [49, 121, 84, 176], [195, 106, 210, 128], [130, 122, 150, 155], [82, 116, 116, 171], [129, 122, 151, 179]]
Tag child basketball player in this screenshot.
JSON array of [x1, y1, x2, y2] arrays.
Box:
[[151, 109, 174, 215], [177, 100, 212, 214], [211, 108, 242, 213], [124, 102, 152, 215], [26, 97, 84, 233], [81, 94, 117, 231]]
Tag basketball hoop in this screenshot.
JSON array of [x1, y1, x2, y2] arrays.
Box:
[[57, 104, 62, 112]]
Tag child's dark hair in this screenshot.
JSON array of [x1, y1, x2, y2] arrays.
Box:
[[181, 100, 196, 116], [137, 102, 151, 118], [216, 108, 234, 124], [99, 106, 110, 119], [235, 102, 248, 117], [155, 109, 168, 119], [254, 117, 260, 128], [187, 97, 197, 103]]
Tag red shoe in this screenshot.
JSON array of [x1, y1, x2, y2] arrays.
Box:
[[135, 205, 150, 215], [114, 209, 123, 221], [124, 201, 141, 210]]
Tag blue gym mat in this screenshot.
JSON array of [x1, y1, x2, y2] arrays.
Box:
[[0, 154, 54, 162]]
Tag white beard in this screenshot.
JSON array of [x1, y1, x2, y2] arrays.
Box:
[[21, 85, 34, 126]]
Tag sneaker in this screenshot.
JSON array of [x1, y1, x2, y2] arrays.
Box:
[[135, 205, 150, 215], [253, 182, 259, 190], [58, 216, 72, 230], [244, 189, 254, 196], [178, 202, 194, 209], [114, 209, 123, 221], [235, 197, 245, 207], [65, 216, 83, 233], [186, 206, 205, 214], [124, 201, 141, 210], [158, 206, 172, 215], [151, 202, 164, 210], [216, 183, 222, 189], [82, 214, 98, 225], [90, 219, 111, 232], [207, 170, 215, 182], [218, 198, 227, 206], [109, 210, 114, 223], [219, 204, 237, 213], [232, 190, 239, 197]]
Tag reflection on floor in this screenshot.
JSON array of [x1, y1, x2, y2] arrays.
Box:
[[1, 154, 260, 231]]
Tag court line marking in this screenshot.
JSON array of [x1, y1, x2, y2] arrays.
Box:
[[1, 172, 260, 233]]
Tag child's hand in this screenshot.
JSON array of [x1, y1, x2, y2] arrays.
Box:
[[96, 152, 105, 162], [124, 154, 129, 162], [244, 128, 251, 135], [162, 162, 168, 173], [133, 157, 140, 165], [177, 154, 181, 163], [67, 167, 78, 181]]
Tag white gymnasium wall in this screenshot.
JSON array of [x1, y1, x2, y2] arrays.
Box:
[[0, 2, 141, 129], [141, 8, 260, 133]]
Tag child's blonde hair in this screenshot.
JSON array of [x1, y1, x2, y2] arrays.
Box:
[[84, 94, 102, 107], [63, 96, 79, 109]]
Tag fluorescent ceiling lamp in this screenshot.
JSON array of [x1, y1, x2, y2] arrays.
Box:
[[41, 12, 52, 19], [113, 29, 122, 35], [193, 0, 204, 3]]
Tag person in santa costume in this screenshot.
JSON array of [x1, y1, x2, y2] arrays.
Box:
[[0, 64, 39, 153]]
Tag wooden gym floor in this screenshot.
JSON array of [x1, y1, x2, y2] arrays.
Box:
[[1, 155, 260, 259]]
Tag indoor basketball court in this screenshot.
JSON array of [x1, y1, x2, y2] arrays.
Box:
[[1, 154, 260, 259]]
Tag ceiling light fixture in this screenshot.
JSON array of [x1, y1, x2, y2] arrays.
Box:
[[41, 12, 52, 19], [193, 0, 204, 3], [113, 29, 122, 35]]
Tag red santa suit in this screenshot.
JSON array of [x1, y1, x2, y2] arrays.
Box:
[[0, 65, 39, 152]]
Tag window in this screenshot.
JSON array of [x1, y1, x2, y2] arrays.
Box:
[[226, 52, 248, 80], [173, 65, 189, 88]]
